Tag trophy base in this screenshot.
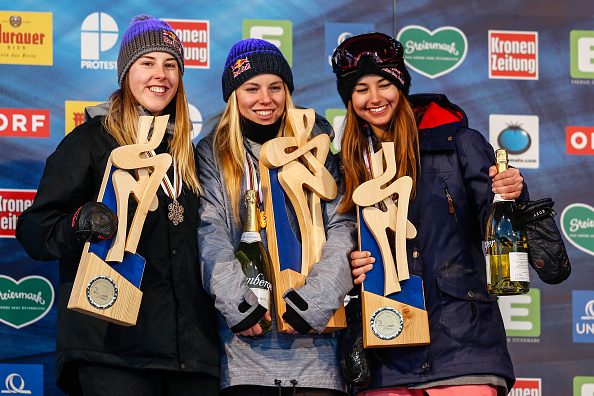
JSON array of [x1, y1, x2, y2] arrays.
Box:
[[362, 290, 430, 348], [273, 269, 346, 333], [68, 251, 143, 326]]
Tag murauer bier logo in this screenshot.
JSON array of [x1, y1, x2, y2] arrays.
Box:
[[397, 25, 467, 79]]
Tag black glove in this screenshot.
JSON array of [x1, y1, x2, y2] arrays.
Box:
[[71, 202, 118, 243], [517, 198, 571, 284]]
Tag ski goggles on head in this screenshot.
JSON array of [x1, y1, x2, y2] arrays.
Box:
[[331, 32, 404, 76]]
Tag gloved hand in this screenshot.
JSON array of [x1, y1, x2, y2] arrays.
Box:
[[71, 202, 118, 243], [517, 198, 571, 284]]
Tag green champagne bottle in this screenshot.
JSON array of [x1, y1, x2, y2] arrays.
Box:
[[485, 149, 530, 295], [235, 190, 272, 334]]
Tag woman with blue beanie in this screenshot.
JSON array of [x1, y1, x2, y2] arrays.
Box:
[[197, 38, 357, 395]]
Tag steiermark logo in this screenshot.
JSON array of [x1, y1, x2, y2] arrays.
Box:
[[397, 25, 467, 79], [325, 109, 347, 154], [243, 19, 293, 66], [570, 30, 594, 79], [498, 288, 541, 337], [574, 376, 594, 396], [561, 203, 594, 256], [0, 275, 54, 329]]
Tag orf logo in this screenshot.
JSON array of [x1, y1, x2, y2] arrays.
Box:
[[567, 126, 594, 155]]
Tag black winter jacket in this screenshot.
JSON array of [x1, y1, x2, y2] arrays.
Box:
[[16, 115, 219, 395]]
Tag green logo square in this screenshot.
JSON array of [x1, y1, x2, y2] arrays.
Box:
[[242, 19, 293, 66], [570, 30, 594, 79], [499, 288, 541, 337], [573, 376, 594, 396], [325, 109, 347, 154]]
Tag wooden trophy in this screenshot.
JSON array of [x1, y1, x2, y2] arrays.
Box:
[[67, 115, 172, 326], [259, 108, 346, 333], [352, 142, 430, 348]]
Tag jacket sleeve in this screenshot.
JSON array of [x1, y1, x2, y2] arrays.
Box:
[[196, 136, 264, 331], [455, 127, 530, 234], [16, 125, 107, 262], [282, 115, 358, 334]]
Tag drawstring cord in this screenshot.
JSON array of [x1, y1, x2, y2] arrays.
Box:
[[274, 379, 298, 396]]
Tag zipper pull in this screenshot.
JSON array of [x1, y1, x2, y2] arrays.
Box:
[[445, 189, 454, 214]]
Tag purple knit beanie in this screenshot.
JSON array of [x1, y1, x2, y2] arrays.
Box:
[[117, 15, 184, 87], [221, 38, 293, 102]]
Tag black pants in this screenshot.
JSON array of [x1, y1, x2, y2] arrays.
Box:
[[77, 362, 219, 396], [221, 385, 347, 396]]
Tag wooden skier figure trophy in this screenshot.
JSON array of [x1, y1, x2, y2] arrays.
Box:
[[259, 108, 346, 333], [67, 115, 172, 326], [353, 142, 430, 347]]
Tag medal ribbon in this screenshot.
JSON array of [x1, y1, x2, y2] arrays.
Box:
[[147, 150, 182, 200]]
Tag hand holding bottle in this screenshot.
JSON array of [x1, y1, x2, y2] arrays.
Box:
[[489, 166, 524, 200], [235, 311, 272, 337]]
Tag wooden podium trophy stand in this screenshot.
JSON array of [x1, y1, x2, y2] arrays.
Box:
[[352, 142, 430, 347], [67, 115, 172, 326], [259, 108, 346, 333]]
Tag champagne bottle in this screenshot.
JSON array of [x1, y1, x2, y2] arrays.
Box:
[[485, 149, 530, 295], [235, 190, 272, 334]]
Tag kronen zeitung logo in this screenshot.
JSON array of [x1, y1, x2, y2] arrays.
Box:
[[561, 203, 594, 256], [0, 275, 54, 329], [397, 25, 467, 79]]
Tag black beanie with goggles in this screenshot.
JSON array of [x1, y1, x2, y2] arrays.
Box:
[[332, 32, 411, 107]]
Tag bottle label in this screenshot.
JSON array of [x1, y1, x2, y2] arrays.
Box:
[[251, 288, 270, 310], [246, 272, 272, 291], [485, 254, 491, 285], [240, 231, 261, 243], [509, 252, 530, 282]]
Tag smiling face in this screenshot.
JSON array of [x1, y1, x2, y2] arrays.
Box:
[[351, 74, 400, 139], [127, 51, 180, 116], [235, 73, 286, 125]]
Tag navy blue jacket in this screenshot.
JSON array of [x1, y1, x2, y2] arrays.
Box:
[[364, 93, 528, 391]]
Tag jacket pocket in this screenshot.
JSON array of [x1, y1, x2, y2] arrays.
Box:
[[436, 275, 505, 350]]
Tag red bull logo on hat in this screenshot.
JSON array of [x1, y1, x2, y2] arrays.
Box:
[[232, 57, 251, 77]]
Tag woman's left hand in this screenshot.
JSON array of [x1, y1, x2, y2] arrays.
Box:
[[489, 166, 524, 200]]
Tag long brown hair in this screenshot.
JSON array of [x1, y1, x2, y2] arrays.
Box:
[[339, 89, 419, 213], [103, 73, 201, 195], [212, 83, 295, 224]]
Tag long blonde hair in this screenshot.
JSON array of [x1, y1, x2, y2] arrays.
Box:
[[212, 83, 295, 224], [339, 89, 419, 213], [103, 74, 201, 195]]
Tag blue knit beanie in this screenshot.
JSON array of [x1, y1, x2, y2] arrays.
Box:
[[221, 38, 294, 102], [117, 15, 184, 87]]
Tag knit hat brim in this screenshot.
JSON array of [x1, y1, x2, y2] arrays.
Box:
[[336, 56, 411, 107]]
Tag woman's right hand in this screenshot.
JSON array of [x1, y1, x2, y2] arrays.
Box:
[[350, 250, 375, 285], [235, 311, 271, 337]]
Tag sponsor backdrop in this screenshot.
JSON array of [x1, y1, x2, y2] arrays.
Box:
[[1, 0, 593, 395]]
